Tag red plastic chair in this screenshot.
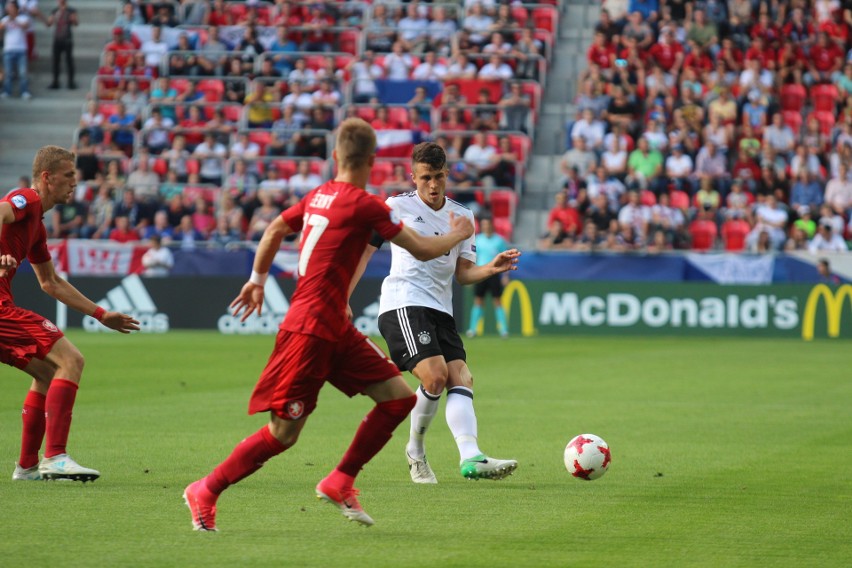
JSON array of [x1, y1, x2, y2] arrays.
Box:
[[511, 6, 529, 27], [489, 190, 517, 220], [532, 6, 557, 33], [196, 79, 224, 102], [779, 83, 806, 112], [492, 217, 514, 241], [369, 161, 394, 187], [811, 84, 838, 113], [688, 219, 718, 251], [810, 111, 836, 137], [640, 189, 657, 206], [721, 219, 750, 251], [781, 110, 803, 135], [669, 189, 690, 210]]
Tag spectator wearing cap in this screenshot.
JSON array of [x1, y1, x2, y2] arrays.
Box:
[[809, 221, 848, 253], [104, 24, 136, 69]]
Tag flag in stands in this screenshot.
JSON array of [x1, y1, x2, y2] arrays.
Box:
[[375, 130, 424, 158]]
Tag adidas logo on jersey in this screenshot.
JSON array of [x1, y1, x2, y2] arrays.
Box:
[[413, 216, 425, 223], [84, 275, 169, 333], [218, 277, 290, 335]]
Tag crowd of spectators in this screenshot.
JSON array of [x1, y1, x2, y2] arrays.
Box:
[[58, 0, 556, 248], [545, 0, 852, 253]]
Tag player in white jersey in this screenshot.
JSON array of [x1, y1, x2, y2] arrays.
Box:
[[351, 142, 520, 483]]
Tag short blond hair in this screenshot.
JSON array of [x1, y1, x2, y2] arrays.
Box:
[[335, 118, 376, 171], [32, 145, 75, 183]]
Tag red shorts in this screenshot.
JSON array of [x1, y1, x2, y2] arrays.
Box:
[[248, 323, 400, 420], [0, 304, 64, 369]]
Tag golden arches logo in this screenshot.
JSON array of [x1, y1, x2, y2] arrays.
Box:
[[802, 284, 852, 340], [501, 280, 536, 337]]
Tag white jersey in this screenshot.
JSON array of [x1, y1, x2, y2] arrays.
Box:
[[378, 192, 476, 316]]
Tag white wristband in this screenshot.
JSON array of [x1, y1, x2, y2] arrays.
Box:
[[249, 270, 268, 287]]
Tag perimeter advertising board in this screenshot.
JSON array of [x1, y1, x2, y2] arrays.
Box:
[[11, 275, 850, 339]]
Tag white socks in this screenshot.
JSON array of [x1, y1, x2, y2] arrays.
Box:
[[406, 385, 440, 460], [446, 386, 481, 460]]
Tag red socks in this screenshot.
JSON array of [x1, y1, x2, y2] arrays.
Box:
[[19, 390, 46, 469], [44, 379, 78, 459], [336, 395, 416, 478], [205, 426, 289, 495]]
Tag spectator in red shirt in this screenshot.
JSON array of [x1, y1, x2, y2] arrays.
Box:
[[776, 42, 806, 85], [750, 12, 781, 47], [586, 31, 615, 74], [745, 36, 776, 71], [808, 31, 843, 84], [547, 191, 581, 236], [717, 37, 744, 74], [109, 215, 140, 243], [104, 26, 136, 69], [649, 27, 684, 75], [783, 8, 816, 49]]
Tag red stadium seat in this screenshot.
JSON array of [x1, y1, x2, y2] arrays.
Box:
[[511, 6, 528, 28], [782, 110, 803, 135], [196, 79, 224, 102], [532, 7, 558, 33], [152, 158, 168, 177], [369, 160, 394, 187], [670, 189, 690, 210], [169, 78, 190, 96], [811, 84, 838, 113], [492, 217, 513, 241], [721, 219, 750, 251], [338, 29, 360, 55], [640, 190, 657, 206], [273, 159, 297, 178], [779, 84, 806, 112], [810, 111, 836, 137], [222, 104, 243, 122], [186, 159, 200, 175], [388, 106, 410, 128], [688, 219, 718, 251], [248, 131, 272, 154], [489, 189, 517, 220]]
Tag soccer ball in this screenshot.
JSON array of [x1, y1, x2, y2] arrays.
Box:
[[564, 434, 611, 480]]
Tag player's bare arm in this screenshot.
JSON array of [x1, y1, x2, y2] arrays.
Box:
[[455, 249, 521, 286], [391, 212, 474, 261], [231, 215, 295, 321], [31, 261, 140, 333], [0, 202, 19, 278], [347, 244, 378, 319]]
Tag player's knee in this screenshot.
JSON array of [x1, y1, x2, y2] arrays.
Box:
[[378, 394, 416, 419], [268, 422, 301, 448], [58, 350, 85, 380], [422, 373, 447, 396]]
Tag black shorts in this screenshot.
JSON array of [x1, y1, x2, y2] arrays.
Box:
[[473, 274, 504, 299], [378, 306, 466, 372]]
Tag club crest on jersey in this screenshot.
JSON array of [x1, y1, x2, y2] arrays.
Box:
[[418, 331, 431, 345], [285, 400, 305, 419], [42, 320, 59, 333], [11, 195, 27, 209]]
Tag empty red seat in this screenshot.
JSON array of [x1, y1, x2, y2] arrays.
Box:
[[689, 219, 718, 251], [489, 189, 517, 220], [811, 84, 838, 113], [492, 217, 513, 241], [779, 83, 806, 112], [669, 189, 690, 210], [721, 219, 750, 251], [369, 161, 394, 187]]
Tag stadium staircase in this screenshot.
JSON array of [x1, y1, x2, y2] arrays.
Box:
[[0, 0, 114, 186], [515, 0, 594, 246]]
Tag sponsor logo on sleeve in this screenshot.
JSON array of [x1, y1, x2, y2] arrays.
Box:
[[11, 195, 27, 209]]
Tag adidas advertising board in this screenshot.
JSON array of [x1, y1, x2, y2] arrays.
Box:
[[83, 275, 169, 333], [10, 274, 391, 334]]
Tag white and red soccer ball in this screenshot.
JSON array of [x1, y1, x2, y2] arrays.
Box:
[[564, 434, 611, 480]]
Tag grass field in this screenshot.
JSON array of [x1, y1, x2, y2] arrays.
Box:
[[0, 331, 850, 567]]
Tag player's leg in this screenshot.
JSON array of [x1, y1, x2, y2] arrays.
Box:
[[13, 359, 55, 480], [445, 362, 517, 480], [184, 416, 300, 532], [317, 374, 415, 525], [378, 308, 445, 482], [28, 335, 100, 482]]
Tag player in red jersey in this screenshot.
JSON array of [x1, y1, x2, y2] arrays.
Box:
[[0, 145, 140, 482], [183, 118, 474, 530]]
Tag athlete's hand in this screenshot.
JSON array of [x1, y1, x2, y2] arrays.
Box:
[[346, 303, 354, 320], [0, 254, 17, 278], [491, 249, 521, 274], [231, 281, 265, 322], [448, 212, 475, 240], [101, 311, 141, 334]]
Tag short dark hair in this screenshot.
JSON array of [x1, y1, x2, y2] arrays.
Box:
[[412, 142, 447, 171]]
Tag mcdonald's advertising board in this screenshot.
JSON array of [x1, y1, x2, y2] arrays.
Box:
[[464, 281, 852, 340]]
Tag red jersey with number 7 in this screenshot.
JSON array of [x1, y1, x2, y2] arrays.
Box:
[[279, 181, 403, 341], [0, 188, 51, 306]]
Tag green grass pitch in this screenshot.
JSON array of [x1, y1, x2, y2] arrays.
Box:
[[1, 331, 850, 567]]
